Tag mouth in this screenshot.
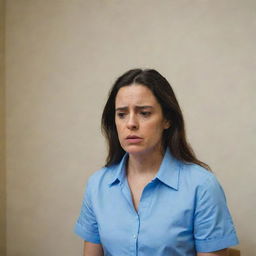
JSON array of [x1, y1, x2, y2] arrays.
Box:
[[125, 135, 143, 144], [126, 135, 142, 139]]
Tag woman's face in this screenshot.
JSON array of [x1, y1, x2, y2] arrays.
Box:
[[115, 84, 170, 156]]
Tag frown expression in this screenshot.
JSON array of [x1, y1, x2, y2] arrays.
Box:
[[115, 84, 170, 156]]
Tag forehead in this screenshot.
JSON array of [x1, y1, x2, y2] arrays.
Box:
[[115, 85, 158, 106]]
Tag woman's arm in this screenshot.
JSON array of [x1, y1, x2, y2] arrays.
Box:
[[197, 248, 228, 256], [83, 241, 104, 256]]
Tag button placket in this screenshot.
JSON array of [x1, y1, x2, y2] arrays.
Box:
[[132, 213, 140, 255]]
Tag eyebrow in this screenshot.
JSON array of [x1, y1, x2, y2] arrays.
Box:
[[115, 105, 154, 111]]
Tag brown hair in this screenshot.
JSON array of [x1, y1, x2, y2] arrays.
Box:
[[101, 68, 210, 170]]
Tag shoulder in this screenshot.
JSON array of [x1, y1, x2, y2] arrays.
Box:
[[176, 162, 230, 221], [181, 162, 216, 181], [179, 162, 223, 194], [86, 164, 118, 191], [83, 164, 120, 206]]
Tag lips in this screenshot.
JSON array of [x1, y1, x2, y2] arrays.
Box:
[[126, 135, 143, 144], [126, 135, 142, 139]]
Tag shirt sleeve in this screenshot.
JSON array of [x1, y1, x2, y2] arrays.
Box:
[[194, 174, 239, 252], [74, 178, 101, 244]]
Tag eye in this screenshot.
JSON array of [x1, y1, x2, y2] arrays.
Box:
[[117, 112, 126, 119], [140, 111, 151, 117]]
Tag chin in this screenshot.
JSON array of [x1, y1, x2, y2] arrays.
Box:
[[124, 146, 155, 156], [123, 145, 146, 155], [123, 143, 163, 156]]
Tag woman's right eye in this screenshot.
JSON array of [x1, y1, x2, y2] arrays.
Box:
[[117, 112, 126, 119]]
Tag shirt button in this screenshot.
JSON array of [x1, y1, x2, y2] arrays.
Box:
[[133, 234, 136, 239]]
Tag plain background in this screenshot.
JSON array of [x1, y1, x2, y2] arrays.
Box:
[[0, 0, 6, 254], [1, 0, 256, 255]]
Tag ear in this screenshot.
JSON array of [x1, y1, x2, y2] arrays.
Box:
[[163, 119, 171, 130]]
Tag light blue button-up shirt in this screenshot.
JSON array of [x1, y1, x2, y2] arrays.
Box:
[[74, 149, 239, 255]]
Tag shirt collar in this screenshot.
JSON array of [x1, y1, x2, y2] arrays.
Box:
[[155, 148, 180, 190], [108, 148, 181, 190], [108, 153, 128, 186]]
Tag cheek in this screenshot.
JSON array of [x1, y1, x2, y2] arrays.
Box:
[[115, 121, 124, 137], [143, 121, 165, 139], [115, 118, 120, 130], [147, 119, 165, 131]]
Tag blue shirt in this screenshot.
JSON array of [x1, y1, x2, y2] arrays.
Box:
[[74, 149, 239, 255]]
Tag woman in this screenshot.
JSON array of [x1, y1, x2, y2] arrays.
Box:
[[74, 69, 239, 256]]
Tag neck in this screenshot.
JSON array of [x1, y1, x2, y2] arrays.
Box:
[[127, 147, 165, 178]]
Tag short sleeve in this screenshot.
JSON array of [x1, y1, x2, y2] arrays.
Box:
[[194, 174, 239, 252], [74, 178, 101, 244]]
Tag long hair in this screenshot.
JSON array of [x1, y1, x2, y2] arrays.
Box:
[[101, 68, 210, 170]]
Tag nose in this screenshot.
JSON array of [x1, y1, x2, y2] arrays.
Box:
[[127, 114, 138, 130]]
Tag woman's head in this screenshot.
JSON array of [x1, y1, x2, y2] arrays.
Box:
[[101, 68, 210, 169], [115, 84, 171, 157]]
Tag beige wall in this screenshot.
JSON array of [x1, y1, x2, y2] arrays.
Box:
[[0, 0, 6, 255], [5, 0, 256, 255]]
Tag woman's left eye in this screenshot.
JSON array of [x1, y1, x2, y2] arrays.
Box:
[[140, 111, 151, 117]]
